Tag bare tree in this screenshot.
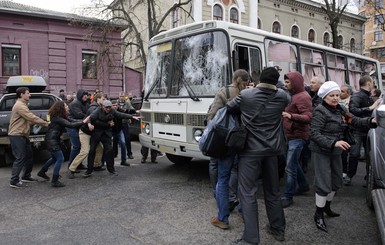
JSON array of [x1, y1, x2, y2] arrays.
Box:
[[82, 0, 193, 68], [321, 0, 349, 49]]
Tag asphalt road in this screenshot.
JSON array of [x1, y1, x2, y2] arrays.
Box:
[[0, 141, 381, 245]]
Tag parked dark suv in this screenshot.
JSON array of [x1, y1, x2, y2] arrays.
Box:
[[366, 95, 385, 243]]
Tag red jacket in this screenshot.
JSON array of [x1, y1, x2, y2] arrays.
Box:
[[283, 72, 312, 140]]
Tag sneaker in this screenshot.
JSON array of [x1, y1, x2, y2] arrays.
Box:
[[37, 171, 50, 180], [281, 198, 293, 208], [121, 162, 130, 166], [83, 172, 92, 178], [266, 224, 285, 242], [210, 217, 229, 230], [128, 154, 134, 159], [10, 181, 26, 188], [141, 158, 146, 164], [68, 172, 75, 179], [295, 186, 310, 195], [51, 181, 65, 187], [21, 176, 37, 182], [151, 160, 158, 164], [94, 166, 106, 171], [343, 176, 352, 186], [109, 171, 119, 176]]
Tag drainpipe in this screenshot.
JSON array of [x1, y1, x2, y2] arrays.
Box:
[[122, 58, 126, 93]]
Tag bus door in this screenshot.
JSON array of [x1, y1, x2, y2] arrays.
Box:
[[233, 44, 262, 84]]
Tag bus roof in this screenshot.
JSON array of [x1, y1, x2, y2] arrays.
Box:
[[150, 20, 378, 64]]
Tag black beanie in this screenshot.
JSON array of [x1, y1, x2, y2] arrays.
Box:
[[260, 67, 280, 85]]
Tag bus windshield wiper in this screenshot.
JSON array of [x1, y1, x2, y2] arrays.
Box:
[[181, 77, 200, 102], [144, 78, 160, 101]]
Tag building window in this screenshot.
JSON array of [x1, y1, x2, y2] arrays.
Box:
[[350, 38, 356, 53], [337, 35, 343, 49], [172, 7, 181, 28], [82, 51, 97, 79], [229, 8, 239, 24], [375, 31, 383, 41], [374, 14, 384, 26], [213, 4, 223, 20], [272, 21, 281, 34], [323, 32, 330, 46], [2, 45, 21, 76], [291, 25, 299, 38], [308, 29, 315, 42], [376, 48, 385, 58]]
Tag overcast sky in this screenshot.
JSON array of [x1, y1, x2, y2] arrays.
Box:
[[10, 0, 358, 15]]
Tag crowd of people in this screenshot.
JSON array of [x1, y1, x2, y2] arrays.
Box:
[[7, 87, 158, 188], [208, 67, 381, 244], [6, 67, 382, 244]]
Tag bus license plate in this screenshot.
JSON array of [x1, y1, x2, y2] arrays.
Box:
[[158, 145, 175, 154], [29, 137, 45, 142]]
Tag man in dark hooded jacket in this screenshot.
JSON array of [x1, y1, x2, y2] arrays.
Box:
[[280, 72, 312, 208], [66, 89, 90, 168]]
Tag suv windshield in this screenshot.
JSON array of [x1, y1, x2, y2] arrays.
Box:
[[145, 31, 229, 99], [0, 94, 56, 111]]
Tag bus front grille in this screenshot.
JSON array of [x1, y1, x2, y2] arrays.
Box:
[[154, 113, 184, 125], [141, 112, 151, 121], [187, 114, 206, 127]]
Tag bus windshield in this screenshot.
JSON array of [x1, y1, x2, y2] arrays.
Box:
[[145, 31, 229, 99]]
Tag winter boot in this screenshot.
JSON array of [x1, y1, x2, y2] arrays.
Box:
[[51, 175, 65, 187], [324, 201, 340, 217], [314, 207, 327, 232]]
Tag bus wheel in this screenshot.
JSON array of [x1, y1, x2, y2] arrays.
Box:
[[166, 154, 192, 165]]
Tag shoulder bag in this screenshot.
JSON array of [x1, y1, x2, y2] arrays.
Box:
[[225, 90, 277, 152]]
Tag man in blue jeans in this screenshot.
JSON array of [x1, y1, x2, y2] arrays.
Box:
[[66, 88, 89, 168], [281, 72, 312, 208], [9, 87, 49, 188]]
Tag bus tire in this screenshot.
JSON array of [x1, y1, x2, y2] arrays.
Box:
[[166, 154, 192, 165]]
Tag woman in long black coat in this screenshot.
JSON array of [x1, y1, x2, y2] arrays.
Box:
[[310, 81, 376, 232], [37, 101, 88, 187]]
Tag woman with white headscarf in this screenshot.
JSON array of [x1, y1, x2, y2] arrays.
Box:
[[309, 81, 376, 233]]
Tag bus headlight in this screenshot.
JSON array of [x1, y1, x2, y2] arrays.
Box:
[[144, 123, 150, 135], [193, 129, 203, 142]]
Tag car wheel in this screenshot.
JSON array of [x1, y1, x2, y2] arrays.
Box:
[[166, 154, 192, 165], [62, 139, 71, 161], [366, 148, 376, 209], [0, 150, 14, 167]]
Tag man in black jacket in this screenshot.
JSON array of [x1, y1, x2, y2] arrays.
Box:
[[345, 75, 381, 185], [68, 93, 105, 178], [67, 89, 89, 168], [83, 100, 139, 177], [227, 67, 291, 244]]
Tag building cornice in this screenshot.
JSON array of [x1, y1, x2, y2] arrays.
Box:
[[273, 0, 366, 24]]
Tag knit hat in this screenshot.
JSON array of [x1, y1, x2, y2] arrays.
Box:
[[103, 100, 112, 107], [260, 67, 280, 85], [317, 81, 341, 99]]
